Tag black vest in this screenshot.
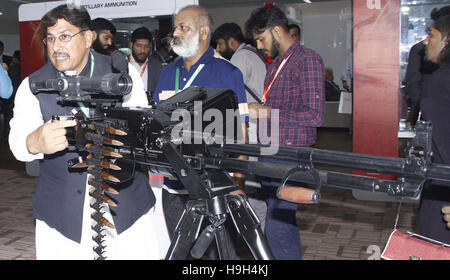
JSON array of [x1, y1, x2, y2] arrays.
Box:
[[146, 56, 163, 97], [28, 50, 155, 243]]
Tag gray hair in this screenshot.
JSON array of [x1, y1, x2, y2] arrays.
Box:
[[177, 5, 213, 39]]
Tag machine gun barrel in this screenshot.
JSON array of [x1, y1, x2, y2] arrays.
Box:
[[219, 144, 450, 183], [426, 163, 450, 183], [205, 157, 422, 197], [62, 85, 450, 202]]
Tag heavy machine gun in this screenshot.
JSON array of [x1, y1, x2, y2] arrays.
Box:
[[30, 73, 450, 260]]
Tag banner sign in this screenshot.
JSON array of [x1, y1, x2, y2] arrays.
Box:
[[19, 0, 197, 21], [18, 0, 197, 78]]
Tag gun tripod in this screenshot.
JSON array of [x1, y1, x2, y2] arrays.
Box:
[[165, 192, 274, 260]]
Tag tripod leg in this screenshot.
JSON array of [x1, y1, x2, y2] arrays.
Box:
[[190, 224, 216, 259], [189, 216, 237, 260], [226, 194, 274, 260], [165, 200, 205, 260], [213, 223, 237, 260]]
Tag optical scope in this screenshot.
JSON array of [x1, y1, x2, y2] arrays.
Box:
[[30, 72, 133, 101]]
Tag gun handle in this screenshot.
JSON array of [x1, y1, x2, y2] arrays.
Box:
[[278, 186, 320, 204]]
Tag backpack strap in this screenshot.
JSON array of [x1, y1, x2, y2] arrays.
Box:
[[241, 45, 269, 69]]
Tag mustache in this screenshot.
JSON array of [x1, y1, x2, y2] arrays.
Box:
[[171, 36, 183, 46], [52, 51, 69, 58], [132, 51, 148, 63]]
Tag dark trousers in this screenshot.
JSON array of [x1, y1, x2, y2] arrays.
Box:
[[0, 102, 13, 142], [417, 183, 450, 244], [162, 189, 189, 240], [261, 178, 302, 260], [0, 109, 4, 141], [258, 157, 303, 260]]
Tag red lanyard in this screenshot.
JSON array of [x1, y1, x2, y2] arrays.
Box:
[[129, 56, 148, 77], [139, 61, 148, 77], [262, 53, 293, 104]]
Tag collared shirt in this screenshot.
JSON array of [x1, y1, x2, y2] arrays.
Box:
[[129, 55, 149, 92], [154, 46, 248, 192], [264, 41, 325, 147], [0, 67, 12, 99], [154, 46, 248, 122]]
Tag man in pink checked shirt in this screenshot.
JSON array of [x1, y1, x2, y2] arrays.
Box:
[[245, 5, 325, 260]]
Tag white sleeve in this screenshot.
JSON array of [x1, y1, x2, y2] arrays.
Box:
[[122, 63, 149, 108], [8, 77, 45, 162]]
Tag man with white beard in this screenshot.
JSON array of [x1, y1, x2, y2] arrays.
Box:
[[153, 5, 249, 258]]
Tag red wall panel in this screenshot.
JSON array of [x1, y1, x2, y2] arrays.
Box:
[[19, 20, 46, 79], [353, 0, 400, 169]]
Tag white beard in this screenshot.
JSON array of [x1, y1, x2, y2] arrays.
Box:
[[171, 29, 200, 58]]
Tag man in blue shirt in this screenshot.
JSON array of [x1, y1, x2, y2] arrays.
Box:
[[0, 66, 12, 99], [0, 65, 12, 141], [153, 5, 249, 244]]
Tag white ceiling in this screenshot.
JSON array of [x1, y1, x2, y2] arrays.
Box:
[[0, 0, 341, 21], [0, 0, 57, 21], [200, 0, 339, 8]]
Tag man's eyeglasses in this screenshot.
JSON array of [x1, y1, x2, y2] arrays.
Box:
[[43, 29, 87, 45]]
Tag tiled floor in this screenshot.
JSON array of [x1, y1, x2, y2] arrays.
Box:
[[0, 169, 36, 260], [0, 128, 420, 260], [297, 188, 419, 260]]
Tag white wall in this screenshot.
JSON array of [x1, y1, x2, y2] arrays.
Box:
[[0, 34, 21, 56], [208, 5, 255, 32], [297, 1, 352, 85], [207, 0, 352, 86], [112, 18, 160, 32]]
